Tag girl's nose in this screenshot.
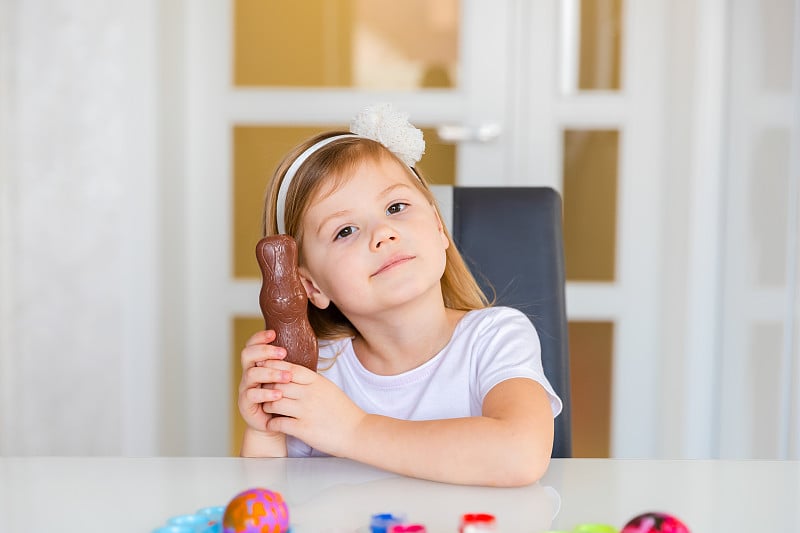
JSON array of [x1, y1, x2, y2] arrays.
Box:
[[372, 225, 398, 250]]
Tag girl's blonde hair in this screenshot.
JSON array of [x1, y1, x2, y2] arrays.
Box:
[[262, 132, 490, 340]]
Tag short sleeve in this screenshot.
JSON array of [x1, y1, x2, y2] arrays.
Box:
[[471, 307, 562, 417]]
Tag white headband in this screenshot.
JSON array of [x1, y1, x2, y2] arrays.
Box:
[[274, 103, 426, 234]]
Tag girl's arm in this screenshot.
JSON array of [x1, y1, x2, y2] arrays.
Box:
[[266, 367, 554, 486], [240, 427, 287, 457], [352, 379, 553, 486], [350, 378, 553, 486], [237, 330, 292, 458]]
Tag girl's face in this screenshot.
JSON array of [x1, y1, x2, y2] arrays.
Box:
[[298, 154, 449, 320]]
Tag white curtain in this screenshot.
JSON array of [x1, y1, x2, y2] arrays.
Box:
[[717, 0, 799, 459], [0, 0, 161, 455]]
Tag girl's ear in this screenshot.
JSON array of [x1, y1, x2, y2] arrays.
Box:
[[298, 266, 331, 309], [435, 210, 450, 250]]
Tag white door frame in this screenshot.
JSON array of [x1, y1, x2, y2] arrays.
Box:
[[517, 1, 668, 457]]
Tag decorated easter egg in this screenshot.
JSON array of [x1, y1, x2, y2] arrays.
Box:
[[389, 525, 427, 533], [621, 512, 690, 533], [222, 487, 290, 533]]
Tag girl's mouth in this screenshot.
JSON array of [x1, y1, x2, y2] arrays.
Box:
[[372, 255, 414, 276]]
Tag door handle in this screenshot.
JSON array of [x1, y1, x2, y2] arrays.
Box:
[[436, 123, 502, 144]]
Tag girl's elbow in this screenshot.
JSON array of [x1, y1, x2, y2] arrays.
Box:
[[496, 432, 552, 487], [490, 444, 552, 487], [505, 454, 551, 487]]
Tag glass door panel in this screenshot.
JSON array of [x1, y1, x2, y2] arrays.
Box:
[[569, 321, 615, 457], [560, 0, 624, 93], [416, 127, 457, 186], [233, 125, 339, 279], [562, 129, 619, 282], [234, 0, 460, 90]]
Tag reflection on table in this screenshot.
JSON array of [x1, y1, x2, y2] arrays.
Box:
[[0, 457, 797, 532]]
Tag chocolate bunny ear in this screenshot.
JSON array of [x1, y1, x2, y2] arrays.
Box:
[[256, 235, 319, 372]]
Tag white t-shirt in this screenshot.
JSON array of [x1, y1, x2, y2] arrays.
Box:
[[287, 306, 563, 457]]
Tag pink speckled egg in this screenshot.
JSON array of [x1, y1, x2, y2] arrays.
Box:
[[621, 512, 690, 533], [222, 487, 290, 533]]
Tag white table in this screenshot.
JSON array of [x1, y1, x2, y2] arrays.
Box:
[[0, 457, 797, 532]]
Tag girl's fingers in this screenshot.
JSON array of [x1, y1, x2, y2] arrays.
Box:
[[242, 366, 292, 388], [245, 329, 276, 347], [284, 364, 316, 385], [255, 360, 314, 380], [270, 382, 300, 400], [241, 342, 287, 368], [246, 387, 283, 403], [253, 359, 294, 373], [261, 397, 294, 417]]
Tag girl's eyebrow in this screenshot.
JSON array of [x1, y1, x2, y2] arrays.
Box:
[[316, 209, 351, 236], [379, 183, 412, 197]]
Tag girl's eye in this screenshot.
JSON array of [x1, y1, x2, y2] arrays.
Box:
[[335, 226, 355, 240], [386, 202, 408, 215]]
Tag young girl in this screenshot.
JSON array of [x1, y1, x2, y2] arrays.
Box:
[[238, 104, 562, 487]]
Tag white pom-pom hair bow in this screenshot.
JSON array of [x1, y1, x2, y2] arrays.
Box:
[[350, 103, 426, 167]]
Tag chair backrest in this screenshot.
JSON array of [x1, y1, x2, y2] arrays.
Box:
[[432, 186, 573, 458]]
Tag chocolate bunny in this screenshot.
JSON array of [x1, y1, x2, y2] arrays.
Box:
[[255, 235, 318, 371]]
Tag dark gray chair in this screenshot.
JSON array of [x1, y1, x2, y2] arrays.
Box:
[[432, 186, 573, 458]]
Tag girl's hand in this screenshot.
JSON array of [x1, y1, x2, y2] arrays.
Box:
[[262, 362, 366, 457], [238, 330, 292, 436]]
